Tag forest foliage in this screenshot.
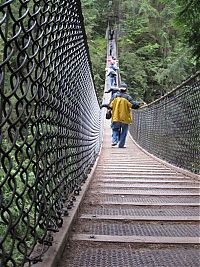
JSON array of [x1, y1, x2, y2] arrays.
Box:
[[81, 0, 200, 103]]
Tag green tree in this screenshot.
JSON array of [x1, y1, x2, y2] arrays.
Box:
[[175, 0, 200, 63], [82, 0, 198, 102]]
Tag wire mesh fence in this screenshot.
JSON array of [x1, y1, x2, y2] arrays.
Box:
[[130, 72, 200, 174], [0, 0, 102, 266]]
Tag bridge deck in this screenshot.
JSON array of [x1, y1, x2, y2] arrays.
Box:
[[57, 120, 200, 267]]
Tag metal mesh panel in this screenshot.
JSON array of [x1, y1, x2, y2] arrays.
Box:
[[130, 72, 200, 174], [61, 245, 200, 267], [80, 221, 199, 237], [0, 0, 101, 266]]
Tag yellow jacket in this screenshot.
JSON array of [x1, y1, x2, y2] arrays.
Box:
[[109, 92, 140, 124]]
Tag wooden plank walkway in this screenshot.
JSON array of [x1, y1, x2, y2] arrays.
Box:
[[56, 120, 200, 267]]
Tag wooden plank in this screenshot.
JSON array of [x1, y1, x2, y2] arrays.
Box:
[[73, 234, 200, 244], [97, 175, 186, 179], [96, 170, 181, 174], [93, 190, 200, 196], [80, 214, 200, 222], [97, 167, 169, 170], [97, 179, 197, 184], [100, 202, 200, 207], [93, 183, 200, 189]]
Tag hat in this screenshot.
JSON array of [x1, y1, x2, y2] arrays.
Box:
[[119, 83, 128, 90]]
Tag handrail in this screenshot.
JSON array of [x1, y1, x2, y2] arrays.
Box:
[[130, 72, 200, 174], [0, 0, 102, 266]]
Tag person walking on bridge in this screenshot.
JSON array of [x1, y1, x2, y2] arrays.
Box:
[[108, 83, 144, 148], [106, 58, 119, 87], [105, 82, 119, 97]]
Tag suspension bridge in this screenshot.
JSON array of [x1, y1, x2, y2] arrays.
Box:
[[0, 1, 199, 267]]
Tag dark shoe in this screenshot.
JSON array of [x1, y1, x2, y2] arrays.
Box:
[[111, 142, 118, 146], [118, 145, 126, 148]]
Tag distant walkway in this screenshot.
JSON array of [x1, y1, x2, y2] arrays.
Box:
[[57, 120, 200, 267]]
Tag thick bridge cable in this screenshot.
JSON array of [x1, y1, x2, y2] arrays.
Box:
[[0, 0, 101, 266]]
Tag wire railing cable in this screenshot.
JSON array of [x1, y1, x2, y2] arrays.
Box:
[[130, 72, 200, 174], [0, 0, 101, 266]]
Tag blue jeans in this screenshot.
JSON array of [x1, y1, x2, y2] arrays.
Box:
[[111, 122, 129, 147], [109, 76, 116, 86]]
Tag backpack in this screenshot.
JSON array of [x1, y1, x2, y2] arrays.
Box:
[[108, 69, 117, 77], [106, 109, 112, 119]]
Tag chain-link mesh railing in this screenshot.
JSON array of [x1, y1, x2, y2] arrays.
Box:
[[0, 0, 102, 266], [130, 72, 200, 174]]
